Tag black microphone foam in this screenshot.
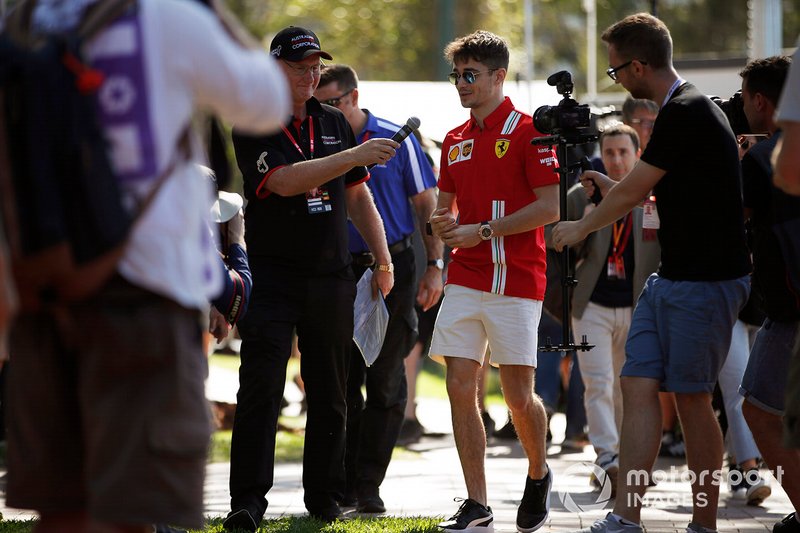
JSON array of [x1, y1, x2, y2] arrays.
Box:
[[367, 117, 420, 169]]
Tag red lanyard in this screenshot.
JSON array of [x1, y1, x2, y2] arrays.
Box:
[[281, 117, 314, 160], [611, 214, 633, 258]]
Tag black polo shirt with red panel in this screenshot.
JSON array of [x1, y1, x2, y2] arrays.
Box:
[[232, 97, 368, 275]]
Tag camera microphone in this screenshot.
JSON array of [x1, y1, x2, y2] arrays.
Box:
[[367, 117, 421, 169]]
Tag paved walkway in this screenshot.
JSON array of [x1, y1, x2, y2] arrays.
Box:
[[0, 365, 793, 532]]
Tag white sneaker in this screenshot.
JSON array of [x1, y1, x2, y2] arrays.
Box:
[[571, 513, 643, 533]]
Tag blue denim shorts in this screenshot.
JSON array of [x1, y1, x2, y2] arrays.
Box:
[[740, 319, 800, 415], [623, 274, 750, 393]]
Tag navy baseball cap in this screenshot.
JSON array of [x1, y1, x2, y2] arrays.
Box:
[[270, 26, 333, 62]]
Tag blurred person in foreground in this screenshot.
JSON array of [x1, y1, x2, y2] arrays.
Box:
[[553, 13, 751, 533], [735, 54, 800, 533], [773, 44, 800, 196], [315, 63, 442, 513], [226, 26, 399, 530], [428, 30, 559, 533], [4, 1, 290, 532]]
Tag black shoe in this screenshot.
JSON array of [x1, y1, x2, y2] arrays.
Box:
[[309, 503, 343, 523], [481, 411, 496, 439], [337, 490, 358, 508], [222, 508, 259, 532], [357, 494, 386, 513], [516, 466, 551, 532], [397, 418, 425, 446], [493, 418, 518, 440], [775, 513, 800, 533], [438, 498, 493, 532]]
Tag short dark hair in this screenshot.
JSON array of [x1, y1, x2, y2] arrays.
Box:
[[740, 55, 792, 107], [600, 123, 640, 153], [621, 97, 658, 123], [444, 30, 509, 70], [319, 63, 358, 92], [601, 13, 672, 70]]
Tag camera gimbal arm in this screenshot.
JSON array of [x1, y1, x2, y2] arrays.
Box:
[[532, 136, 596, 353]]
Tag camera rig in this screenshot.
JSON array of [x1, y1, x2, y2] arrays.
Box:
[[532, 71, 597, 353]]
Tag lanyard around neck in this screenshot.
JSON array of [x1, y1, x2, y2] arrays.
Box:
[[282, 117, 314, 160], [661, 78, 685, 108], [611, 214, 633, 258]]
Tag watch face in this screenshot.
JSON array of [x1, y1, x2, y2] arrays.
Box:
[[480, 225, 493, 239]]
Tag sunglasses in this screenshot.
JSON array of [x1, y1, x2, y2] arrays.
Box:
[[606, 59, 647, 81], [321, 88, 354, 107], [447, 69, 497, 85]]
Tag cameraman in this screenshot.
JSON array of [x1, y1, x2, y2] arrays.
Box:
[[734, 55, 800, 533], [554, 13, 750, 533]]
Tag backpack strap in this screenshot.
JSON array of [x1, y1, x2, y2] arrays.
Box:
[[3, 0, 135, 46], [130, 125, 193, 227], [78, 0, 137, 43]]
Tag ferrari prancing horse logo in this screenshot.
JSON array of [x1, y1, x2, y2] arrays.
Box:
[[495, 139, 510, 159]]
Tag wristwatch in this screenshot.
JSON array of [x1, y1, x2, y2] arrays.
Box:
[[478, 221, 494, 241], [376, 263, 394, 273], [427, 258, 444, 270]]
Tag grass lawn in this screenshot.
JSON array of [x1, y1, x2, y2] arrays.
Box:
[[0, 516, 443, 532], [0, 354, 485, 531]]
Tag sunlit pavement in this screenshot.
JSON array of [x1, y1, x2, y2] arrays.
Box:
[[0, 365, 791, 532]]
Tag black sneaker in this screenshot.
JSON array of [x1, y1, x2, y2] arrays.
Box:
[[775, 513, 800, 533], [481, 411, 496, 439], [397, 418, 425, 446], [493, 417, 519, 440], [222, 508, 259, 532], [438, 498, 494, 532], [357, 494, 386, 513], [516, 466, 551, 532], [308, 503, 343, 523]]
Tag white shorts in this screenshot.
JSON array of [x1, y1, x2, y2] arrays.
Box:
[[429, 284, 542, 367]]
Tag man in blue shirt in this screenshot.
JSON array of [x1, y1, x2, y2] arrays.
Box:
[[316, 64, 443, 513]]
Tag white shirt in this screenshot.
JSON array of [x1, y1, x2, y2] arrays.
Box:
[[80, 0, 290, 309]]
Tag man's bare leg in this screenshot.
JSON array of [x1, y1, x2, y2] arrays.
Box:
[[445, 356, 487, 505], [613, 376, 662, 525], [674, 392, 723, 530], [744, 402, 800, 509], [499, 365, 547, 478]]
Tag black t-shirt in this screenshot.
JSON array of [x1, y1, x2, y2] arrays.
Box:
[[741, 132, 800, 322], [641, 83, 751, 281], [232, 98, 368, 275]]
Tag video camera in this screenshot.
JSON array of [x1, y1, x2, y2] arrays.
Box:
[[533, 71, 593, 144], [710, 90, 751, 136]]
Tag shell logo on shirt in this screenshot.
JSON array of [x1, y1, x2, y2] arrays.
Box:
[[495, 139, 510, 159], [257, 151, 269, 174], [448, 139, 474, 165]]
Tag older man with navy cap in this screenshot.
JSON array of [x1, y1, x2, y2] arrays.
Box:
[[223, 26, 399, 531]]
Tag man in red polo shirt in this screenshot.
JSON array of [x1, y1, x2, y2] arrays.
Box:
[[428, 30, 559, 533]]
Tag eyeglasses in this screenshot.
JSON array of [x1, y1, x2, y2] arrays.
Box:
[[282, 60, 323, 77], [629, 117, 656, 129], [447, 69, 497, 85], [606, 59, 647, 81], [321, 88, 354, 107]]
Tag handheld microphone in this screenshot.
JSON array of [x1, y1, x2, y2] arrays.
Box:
[[367, 117, 421, 169]]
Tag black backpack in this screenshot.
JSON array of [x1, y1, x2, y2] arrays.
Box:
[[0, 0, 183, 311]]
